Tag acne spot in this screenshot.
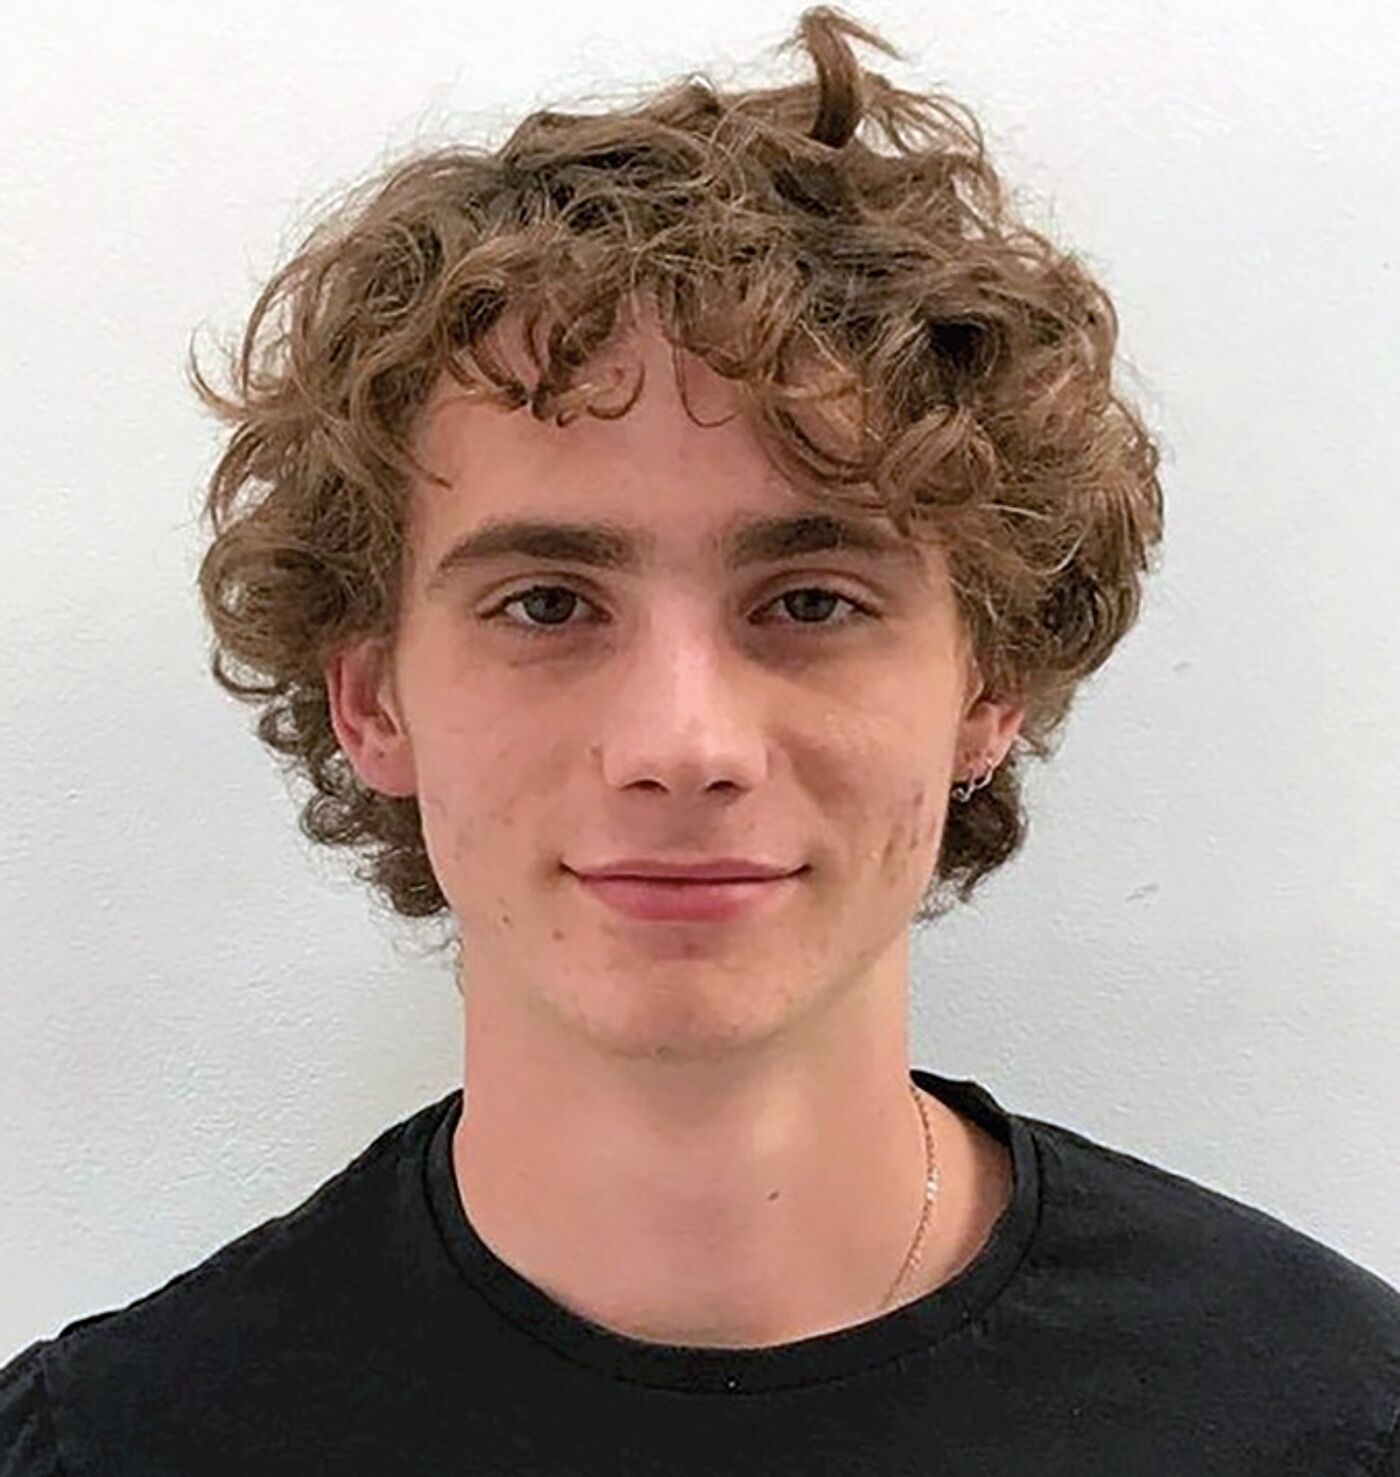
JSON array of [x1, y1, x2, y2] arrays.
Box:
[[909, 784, 931, 852], [878, 781, 934, 876]]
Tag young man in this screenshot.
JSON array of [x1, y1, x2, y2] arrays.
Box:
[[3, 8, 1396, 1473]]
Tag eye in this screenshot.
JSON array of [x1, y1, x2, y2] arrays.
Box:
[[489, 585, 588, 633], [482, 583, 876, 637], [764, 587, 872, 628]]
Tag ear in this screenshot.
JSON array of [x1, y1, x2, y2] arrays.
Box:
[[324, 636, 418, 798], [956, 693, 1025, 775], [954, 656, 1026, 776]]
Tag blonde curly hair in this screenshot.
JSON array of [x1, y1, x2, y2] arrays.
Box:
[[189, 5, 1164, 936]]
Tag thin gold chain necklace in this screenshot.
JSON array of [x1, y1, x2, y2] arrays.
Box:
[[879, 1082, 941, 1311]]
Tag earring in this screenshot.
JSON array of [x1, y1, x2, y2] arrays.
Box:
[[951, 758, 997, 803]]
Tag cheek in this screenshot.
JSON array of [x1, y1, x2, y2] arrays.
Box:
[[876, 780, 945, 882], [418, 779, 526, 936], [427, 772, 517, 855], [415, 759, 499, 885]]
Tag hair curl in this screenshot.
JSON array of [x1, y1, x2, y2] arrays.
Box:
[[190, 4, 1164, 942]]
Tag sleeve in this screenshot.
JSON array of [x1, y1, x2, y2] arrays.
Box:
[[1382, 1404, 1400, 1477], [0, 1340, 63, 1476]]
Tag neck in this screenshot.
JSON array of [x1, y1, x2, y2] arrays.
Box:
[[450, 945, 1010, 1349]]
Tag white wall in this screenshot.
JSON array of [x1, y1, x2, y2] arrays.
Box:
[[2, 0, 1396, 1356]]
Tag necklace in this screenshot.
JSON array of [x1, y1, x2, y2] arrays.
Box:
[[879, 1081, 941, 1310]]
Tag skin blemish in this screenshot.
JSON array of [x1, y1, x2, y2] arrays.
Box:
[[878, 780, 934, 879], [909, 783, 931, 852]]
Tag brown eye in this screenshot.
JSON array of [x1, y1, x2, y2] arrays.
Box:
[[503, 586, 581, 628], [770, 588, 859, 625], [484, 582, 876, 638]]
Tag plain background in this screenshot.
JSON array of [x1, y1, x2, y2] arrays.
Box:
[[2, 0, 1396, 1359]]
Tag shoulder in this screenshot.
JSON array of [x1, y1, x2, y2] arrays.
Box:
[[0, 1093, 451, 1472], [1018, 1110, 1400, 1466], [0, 1339, 62, 1475], [1024, 1110, 1400, 1322]]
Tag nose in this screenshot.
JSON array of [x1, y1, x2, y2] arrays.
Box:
[[590, 613, 770, 798]]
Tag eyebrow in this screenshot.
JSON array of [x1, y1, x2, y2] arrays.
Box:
[[425, 511, 924, 594]]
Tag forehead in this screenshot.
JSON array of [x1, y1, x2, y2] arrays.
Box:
[[408, 305, 942, 585]]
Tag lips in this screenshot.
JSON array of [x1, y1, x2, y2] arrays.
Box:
[[571, 858, 801, 882], [571, 870, 802, 922]]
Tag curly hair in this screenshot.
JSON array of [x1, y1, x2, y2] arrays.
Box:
[[189, 4, 1164, 940]]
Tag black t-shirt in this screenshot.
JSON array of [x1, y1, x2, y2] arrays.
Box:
[[3, 1067, 1398, 1475]]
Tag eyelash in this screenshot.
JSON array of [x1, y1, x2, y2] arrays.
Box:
[[481, 582, 878, 639]]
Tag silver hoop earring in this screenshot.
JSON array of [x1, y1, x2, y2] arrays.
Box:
[[951, 761, 996, 803]]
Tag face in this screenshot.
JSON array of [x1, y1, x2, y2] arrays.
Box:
[[327, 306, 1023, 1063]]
